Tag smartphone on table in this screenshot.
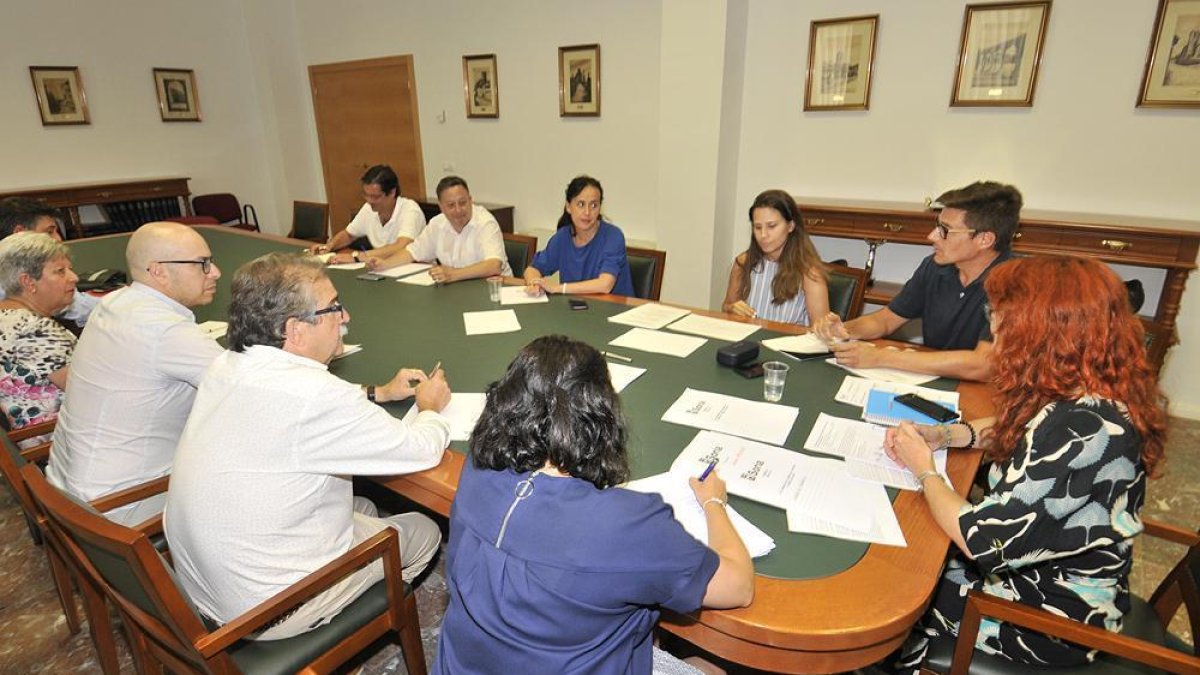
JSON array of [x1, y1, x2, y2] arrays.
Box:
[[894, 393, 959, 423]]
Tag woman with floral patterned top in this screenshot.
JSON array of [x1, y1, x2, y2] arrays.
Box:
[[884, 255, 1167, 671]]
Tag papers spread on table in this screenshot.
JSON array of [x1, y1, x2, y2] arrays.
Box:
[[672, 430, 806, 509], [398, 271, 437, 286], [197, 321, 227, 340], [463, 309, 521, 335], [609, 327, 706, 358], [802, 413, 948, 490], [402, 392, 486, 442], [499, 286, 549, 305], [332, 344, 362, 360], [827, 358, 938, 385], [761, 333, 829, 355], [665, 314, 759, 342], [661, 389, 798, 446], [607, 303, 691, 329], [785, 460, 906, 547], [374, 262, 431, 278], [606, 361, 646, 392], [327, 261, 366, 270], [624, 472, 775, 558]]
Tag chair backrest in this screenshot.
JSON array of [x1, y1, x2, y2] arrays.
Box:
[[291, 201, 330, 243], [626, 246, 666, 301], [191, 194, 242, 225], [826, 263, 870, 322], [502, 233, 537, 277], [1, 432, 39, 540], [1140, 318, 1173, 369]]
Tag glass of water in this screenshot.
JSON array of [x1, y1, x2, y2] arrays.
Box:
[[762, 361, 789, 402]]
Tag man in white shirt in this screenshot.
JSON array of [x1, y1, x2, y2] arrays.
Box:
[[0, 196, 99, 325], [165, 253, 451, 640], [364, 175, 511, 283], [312, 164, 426, 263], [48, 221, 223, 525]]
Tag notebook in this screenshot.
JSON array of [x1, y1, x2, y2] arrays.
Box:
[[861, 388, 959, 426]]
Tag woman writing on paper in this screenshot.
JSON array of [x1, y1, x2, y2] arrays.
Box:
[[722, 189, 829, 325], [434, 335, 753, 675], [883, 255, 1167, 671], [524, 175, 636, 297]]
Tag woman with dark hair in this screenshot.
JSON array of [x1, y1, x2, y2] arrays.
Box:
[[722, 189, 829, 325], [434, 335, 754, 675], [885, 255, 1168, 671], [524, 175, 636, 296]]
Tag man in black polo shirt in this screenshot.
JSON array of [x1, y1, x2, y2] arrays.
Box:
[[811, 181, 1021, 381]]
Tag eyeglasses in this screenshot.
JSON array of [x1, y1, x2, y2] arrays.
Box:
[[154, 257, 215, 274], [312, 301, 346, 319], [933, 220, 978, 239]]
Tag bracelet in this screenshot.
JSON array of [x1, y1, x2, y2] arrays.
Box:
[[915, 469, 947, 493], [562, 282, 569, 295], [963, 421, 978, 448], [701, 497, 727, 510]]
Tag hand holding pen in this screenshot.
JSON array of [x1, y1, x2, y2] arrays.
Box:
[[689, 459, 728, 508]]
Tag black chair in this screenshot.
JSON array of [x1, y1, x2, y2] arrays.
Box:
[[827, 263, 870, 321], [192, 194, 259, 232], [921, 518, 1200, 674], [626, 246, 666, 300], [289, 201, 329, 243], [502, 233, 537, 277]]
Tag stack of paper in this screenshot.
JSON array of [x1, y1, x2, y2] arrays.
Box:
[[607, 303, 691, 329], [761, 333, 830, 355], [661, 389, 798, 446], [624, 472, 775, 558], [402, 392, 486, 441], [666, 314, 759, 342], [802, 413, 948, 491], [609, 327, 706, 358]]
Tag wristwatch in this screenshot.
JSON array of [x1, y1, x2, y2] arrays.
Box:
[[366, 385, 377, 403], [352, 251, 360, 262]]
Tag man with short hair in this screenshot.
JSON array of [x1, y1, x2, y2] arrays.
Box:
[[313, 164, 426, 263], [0, 196, 98, 324], [165, 253, 451, 640], [48, 221, 223, 525], [364, 175, 511, 283], [812, 181, 1022, 381]]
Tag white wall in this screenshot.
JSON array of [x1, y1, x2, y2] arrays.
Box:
[[0, 0, 280, 228]]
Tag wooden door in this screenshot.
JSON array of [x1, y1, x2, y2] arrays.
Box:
[[309, 55, 426, 235]]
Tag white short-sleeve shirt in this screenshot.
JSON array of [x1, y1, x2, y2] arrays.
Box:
[[405, 205, 512, 276], [344, 197, 427, 249]]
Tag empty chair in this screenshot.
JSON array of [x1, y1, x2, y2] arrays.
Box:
[[289, 201, 329, 243], [192, 194, 259, 232], [625, 246, 666, 301], [826, 263, 870, 321], [502, 232, 538, 277]]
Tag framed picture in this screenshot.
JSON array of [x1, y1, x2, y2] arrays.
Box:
[[559, 43, 600, 117], [950, 1, 1052, 107], [804, 15, 879, 111], [463, 54, 499, 118], [1138, 0, 1200, 108], [29, 66, 90, 126], [153, 68, 201, 122]]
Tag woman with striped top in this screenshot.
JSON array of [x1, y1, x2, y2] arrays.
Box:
[[722, 189, 829, 325]]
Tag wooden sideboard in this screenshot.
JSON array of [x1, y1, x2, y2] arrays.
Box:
[[0, 177, 192, 239], [796, 197, 1200, 370]]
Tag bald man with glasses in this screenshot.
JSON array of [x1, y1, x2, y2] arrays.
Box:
[[48, 221, 224, 525], [812, 181, 1022, 381]]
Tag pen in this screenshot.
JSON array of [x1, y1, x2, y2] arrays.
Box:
[[428, 361, 442, 378], [698, 459, 717, 482], [602, 351, 632, 363]]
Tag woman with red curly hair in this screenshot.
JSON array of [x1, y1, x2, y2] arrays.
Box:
[[884, 255, 1167, 672]]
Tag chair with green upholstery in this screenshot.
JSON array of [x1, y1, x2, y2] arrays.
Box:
[[289, 201, 329, 243], [826, 263, 869, 321], [921, 518, 1200, 674], [502, 232, 538, 277], [626, 246, 666, 300], [21, 464, 429, 675]]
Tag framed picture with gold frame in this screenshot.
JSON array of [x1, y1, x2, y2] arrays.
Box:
[[804, 15, 879, 111], [29, 66, 90, 126], [153, 68, 201, 122], [558, 43, 600, 117], [950, 1, 1052, 107], [463, 53, 499, 118], [1138, 0, 1200, 108]]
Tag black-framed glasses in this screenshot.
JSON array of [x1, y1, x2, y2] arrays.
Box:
[[154, 257, 215, 274], [933, 220, 978, 240], [312, 301, 346, 319]]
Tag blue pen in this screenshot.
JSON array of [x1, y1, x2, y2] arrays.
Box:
[[698, 459, 718, 482]]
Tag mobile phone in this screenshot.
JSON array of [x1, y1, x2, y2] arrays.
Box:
[[734, 362, 764, 379], [894, 393, 959, 423], [568, 298, 589, 311], [356, 272, 386, 281]]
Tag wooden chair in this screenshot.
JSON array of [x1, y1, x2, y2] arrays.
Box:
[[921, 518, 1200, 674], [22, 464, 429, 675], [826, 263, 870, 321], [502, 232, 537, 277], [1140, 318, 1174, 370], [626, 246, 666, 301], [192, 194, 259, 232], [290, 201, 329, 243]]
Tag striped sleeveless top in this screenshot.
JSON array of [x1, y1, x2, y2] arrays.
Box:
[[747, 259, 809, 325]]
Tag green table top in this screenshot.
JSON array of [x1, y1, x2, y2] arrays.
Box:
[[68, 228, 958, 581]]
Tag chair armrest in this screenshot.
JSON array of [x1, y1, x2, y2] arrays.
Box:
[[8, 419, 56, 443], [1143, 518, 1200, 548], [949, 590, 1200, 675], [195, 527, 401, 655], [20, 441, 52, 464], [89, 476, 170, 513]]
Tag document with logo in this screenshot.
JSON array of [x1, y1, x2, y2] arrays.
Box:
[[662, 389, 798, 445], [670, 430, 806, 510]]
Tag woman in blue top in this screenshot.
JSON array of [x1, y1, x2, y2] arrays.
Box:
[[524, 175, 636, 297], [722, 189, 829, 325], [433, 335, 754, 675]]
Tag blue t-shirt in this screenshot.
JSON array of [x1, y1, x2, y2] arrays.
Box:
[[888, 251, 1012, 350], [531, 221, 636, 297], [433, 461, 719, 675]]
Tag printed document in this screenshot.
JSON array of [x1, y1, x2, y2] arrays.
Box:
[[499, 286, 549, 305], [624, 472, 775, 558], [803, 413, 948, 490], [663, 389, 798, 446], [786, 465, 906, 547], [666, 314, 759, 342], [827, 358, 937, 385], [375, 262, 431, 278], [761, 333, 829, 355], [609, 327, 706, 358], [834, 376, 960, 408], [463, 309, 521, 335], [607, 303, 691, 329], [402, 392, 486, 441]]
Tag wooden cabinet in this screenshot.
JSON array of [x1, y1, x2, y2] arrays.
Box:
[[796, 197, 1200, 371], [0, 177, 192, 239]]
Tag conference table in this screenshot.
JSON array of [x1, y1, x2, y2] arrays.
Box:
[[67, 226, 991, 674]]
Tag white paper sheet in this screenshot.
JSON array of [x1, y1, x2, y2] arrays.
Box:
[[786, 468, 907, 547], [402, 392, 486, 441], [375, 262, 431, 278], [624, 472, 775, 558], [786, 455, 880, 532], [331, 343, 362, 360], [327, 261, 366, 270], [670, 430, 807, 510], [802, 413, 949, 490], [606, 362, 646, 392], [463, 309, 521, 335], [607, 303, 691, 329], [663, 389, 799, 447], [398, 271, 437, 286], [197, 321, 227, 340], [834, 376, 960, 408], [499, 286, 549, 305], [827, 358, 938, 385], [609, 327, 706, 358], [761, 333, 829, 355], [665, 314, 759, 342]]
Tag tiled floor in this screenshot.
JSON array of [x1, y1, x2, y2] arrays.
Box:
[[2, 416, 1196, 674]]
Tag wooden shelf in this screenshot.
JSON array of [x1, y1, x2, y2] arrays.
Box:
[[0, 177, 192, 239]]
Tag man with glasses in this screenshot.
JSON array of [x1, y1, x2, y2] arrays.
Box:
[[310, 164, 427, 263], [48, 221, 223, 525], [812, 181, 1021, 381], [165, 253, 451, 640]]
